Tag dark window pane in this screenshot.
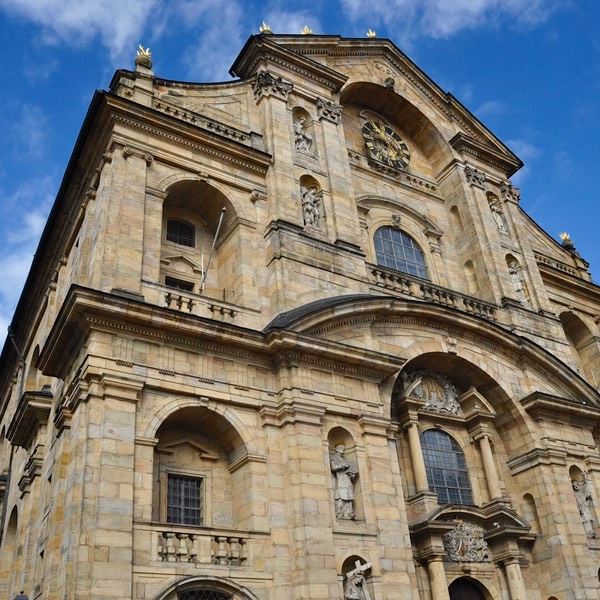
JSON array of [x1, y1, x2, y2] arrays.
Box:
[[165, 276, 195, 292], [374, 226, 429, 280], [179, 592, 231, 600], [167, 474, 203, 525], [167, 219, 195, 247], [421, 429, 473, 505]]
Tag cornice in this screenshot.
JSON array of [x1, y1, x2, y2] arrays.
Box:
[[450, 133, 522, 178]]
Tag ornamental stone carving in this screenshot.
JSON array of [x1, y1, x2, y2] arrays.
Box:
[[500, 180, 521, 203], [301, 185, 322, 229], [316, 97, 342, 124], [573, 472, 596, 538], [294, 116, 312, 152], [464, 165, 486, 187], [252, 71, 293, 102], [443, 520, 491, 562], [487, 193, 509, 234], [331, 444, 357, 519], [344, 559, 372, 600], [404, 369, 461, 415]]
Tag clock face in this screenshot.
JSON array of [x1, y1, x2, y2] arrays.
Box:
[[362, 121, 411, 169]]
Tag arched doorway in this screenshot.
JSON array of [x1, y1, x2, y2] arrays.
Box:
[[449, 578, 486, 600]]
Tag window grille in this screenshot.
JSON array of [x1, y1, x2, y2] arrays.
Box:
[[421, 429, 473, 505], [374, 226, 429, 279], [178, 591, 231, 600], [165, 276, 194, 292], [167, 474, 203, 525], [167, 219, 195, 247]]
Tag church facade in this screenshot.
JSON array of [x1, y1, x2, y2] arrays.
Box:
[[1, 31, 600, 600]]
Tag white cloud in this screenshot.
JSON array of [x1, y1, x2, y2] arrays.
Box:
[[10, 104, 50, 159], [340, 0, 565, 44], [505, 137, 540, 186], [0, 0, 161, 60], [261, 9, 323, 36], [474, 100, 507, 118]]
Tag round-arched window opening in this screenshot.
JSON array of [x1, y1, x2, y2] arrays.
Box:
[[421, 429, 473, 505], [374, 226, 429, 279], [178, 591, 231, 600]]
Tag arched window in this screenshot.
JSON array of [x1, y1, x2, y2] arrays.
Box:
[[421, 429, 473, 505], [178, 592, 231, 600], [374, 226, 429, 279], [166, 219, 195, 247]]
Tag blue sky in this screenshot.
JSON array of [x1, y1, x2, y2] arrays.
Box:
[[1, 0, 599, 346]]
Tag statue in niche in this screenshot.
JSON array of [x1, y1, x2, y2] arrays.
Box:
[[331, 444, 357, 519], [344, 559, 372, 600], [301, 185, 320, 228], [293, 116, 312, 152], [488, 195, 509, 234], [573, 473, 596, 538], [508, 260, 529, 303]]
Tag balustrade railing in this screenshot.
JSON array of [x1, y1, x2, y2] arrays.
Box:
[[156, 528, 248, 565], [370, 265, 497, 322]]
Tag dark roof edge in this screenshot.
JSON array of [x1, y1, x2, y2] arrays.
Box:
[[0, 90, 107, 395]]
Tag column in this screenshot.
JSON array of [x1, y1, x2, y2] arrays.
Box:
[[476, 433, 502, 500], [405, 420, 429, 493], [504, 559, 527, 600], [428, 557, 450, 600]]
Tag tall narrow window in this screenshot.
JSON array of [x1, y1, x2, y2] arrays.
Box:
[[167, 474, 203, 525], [421, 429, 473, 505], [167, 219, 195, 247], [374, 226, 429, 279]]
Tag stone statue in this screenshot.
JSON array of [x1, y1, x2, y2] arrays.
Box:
[[573, 473, 596, 538], [508, 260, 529, 303], [294, 116, 312, 151], [344, 560, 372, 600], [331, 444, 357, 519], [489, 196, 508, 234], [301, 185, 320, 228]]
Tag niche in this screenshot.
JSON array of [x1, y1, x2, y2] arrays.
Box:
[[328, 427, 363, 521], [292, 107, 314, 153], [299, 175, 325, 232]]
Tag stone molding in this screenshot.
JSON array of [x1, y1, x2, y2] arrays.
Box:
[[252, 70, 293, 102]]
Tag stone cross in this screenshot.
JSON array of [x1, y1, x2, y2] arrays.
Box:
[[346, 560, 373, 600]]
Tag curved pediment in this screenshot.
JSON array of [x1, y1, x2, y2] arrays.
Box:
[[264, 294, 600, 408]]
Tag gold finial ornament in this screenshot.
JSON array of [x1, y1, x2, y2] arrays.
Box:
[[301, 25, 313, 35], [135, 44, 152, 69], [259, 22, 272, 34], [367, 29, 377, 38], [137, 45, 151, 58], [559, 232, 570, 241]]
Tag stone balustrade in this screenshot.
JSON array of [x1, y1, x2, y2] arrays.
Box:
[[156, 528, 248, 565], [370, 265, 497, 321]]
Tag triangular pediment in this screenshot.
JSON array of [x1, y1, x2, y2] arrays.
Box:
[[156, 439, 219, 461], [231, 34, 522, 177], [160, 254, 203, 275]]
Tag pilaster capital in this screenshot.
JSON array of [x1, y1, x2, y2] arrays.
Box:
[[252, 70, 293, 103], [316, 97, 342, 123]]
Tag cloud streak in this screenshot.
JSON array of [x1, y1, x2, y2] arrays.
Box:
[[340, 0, 565, 45]]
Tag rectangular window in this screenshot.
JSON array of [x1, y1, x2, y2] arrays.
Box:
[[167, 474, 203, 526], [167, 219, 195, 247], [165, 276, 195, 292]]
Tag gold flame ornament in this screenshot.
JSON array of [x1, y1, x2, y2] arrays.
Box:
[[367, 29, 377, 38], [559, 232, 570, 241], [301, 25, 313, 35], [137, 45, 151, 59], [259, 22, 272, 34]]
